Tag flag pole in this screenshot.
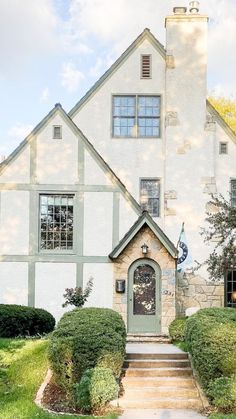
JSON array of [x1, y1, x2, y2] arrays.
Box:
[[177, 221, 185, 248]]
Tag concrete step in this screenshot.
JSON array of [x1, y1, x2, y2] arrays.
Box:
[[123, 359, 190, 369], [122, 367, 193, 377], [126, 352, 188, 360], [127, 335, 171, 343], [121, 376, 196, 388], [116, 397, 203, 409], [123, 387, 199, 399]]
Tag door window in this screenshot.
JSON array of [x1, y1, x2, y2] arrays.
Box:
[[133, 264, 156, 315]]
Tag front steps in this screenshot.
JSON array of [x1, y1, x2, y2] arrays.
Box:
[[118, 351, 203, 409], [127, 334, 171, 343]]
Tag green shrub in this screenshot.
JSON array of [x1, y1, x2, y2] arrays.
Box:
[[208, 376, 236, 410], [75, 367, 119, 414], [169, 317, 187, 341], [0, 304, 55, 337], [185, 308, 236, 390], [48, 307, 126, 398]]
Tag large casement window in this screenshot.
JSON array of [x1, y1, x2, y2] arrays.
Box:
[[140, 179, 160, 217], [225, 270, 236, 308], [230, 179, 236, 207], [40, 194, 74, 251], [112, 95, 160, 138]]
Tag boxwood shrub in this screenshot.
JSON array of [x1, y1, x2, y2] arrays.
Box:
[[75, 367, 119, 414], [0, 304, 55, 337], [48, 307, 126, 398], [185, 308, 236, 390], [169, 317, 187, 342], [208, 376, 236, 410]]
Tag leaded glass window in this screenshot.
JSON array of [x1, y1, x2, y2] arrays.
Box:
[[231, 180, 236, 207], [133, 264, 156, 315], [112, 95, 160, 138], [40, 194, 74, 251], [140, 179, 160, 217], [225, 270, 236, 308]]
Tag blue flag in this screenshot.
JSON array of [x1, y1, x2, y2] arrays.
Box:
[[177, 223, 193, 272]]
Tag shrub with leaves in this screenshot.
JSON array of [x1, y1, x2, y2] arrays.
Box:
[[208, 376, 236, 411], [169, 317, 187, 342], [75, 367, 119, 414], [62, 277, 93, 308]]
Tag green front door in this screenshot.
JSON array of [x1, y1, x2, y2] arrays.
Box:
[[128, 259, 161, 333]]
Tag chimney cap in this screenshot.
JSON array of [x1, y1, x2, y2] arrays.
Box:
[[189, 1, 200, 13], [173, 6, 187, 14]]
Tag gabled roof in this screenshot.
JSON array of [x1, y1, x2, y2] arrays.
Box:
[[109, 210, 178, 259], [0, 103, 141, 214], [206, 99, 236, 145], [69, 28, 166, 117]]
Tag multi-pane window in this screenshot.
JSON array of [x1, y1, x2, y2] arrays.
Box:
[[141, 55, 151, 78], [53, 125, 62, 139], [112, 95, 160, 138], [40, 194, 74, 251], [225, 270, 236, 308], [140, 179, 160, 217], [219, 142, 228, 154], [231, 180, 236, 207]]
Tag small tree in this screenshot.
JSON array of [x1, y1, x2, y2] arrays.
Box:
[[201, 194, 236, 281], [62, 277, 93, 308]]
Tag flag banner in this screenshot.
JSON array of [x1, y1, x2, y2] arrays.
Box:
[[177, 223, 193, 272]]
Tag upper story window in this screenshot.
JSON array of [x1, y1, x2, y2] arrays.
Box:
[[219, 142, 228, 154], [140, 178, 160, 217], [53, 125, 62, 139], [225, 270, 236, 308], [231, 180, 236, 207], [112, 95, 160, 138], [40, 194, 74, 251], [141, 55, 151, 78]]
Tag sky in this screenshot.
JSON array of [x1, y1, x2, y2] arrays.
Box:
[[1, 0, 236, 158]]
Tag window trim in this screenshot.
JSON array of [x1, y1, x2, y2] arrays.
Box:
[[224, 269, 236, 308], [219, 142, 228, 155], [140, 54, 152, 79], [111, 93, 162, 139], [139, 177, 161, 218], [38, 192, 76, 254], [53, 125, 62, 139]]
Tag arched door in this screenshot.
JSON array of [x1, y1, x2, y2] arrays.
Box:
[[128, 259, 161, 333]]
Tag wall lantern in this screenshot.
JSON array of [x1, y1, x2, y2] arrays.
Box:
[[141, 243, 149, 255], [116, 279, 125, 294], [189, 1, 200, 14]]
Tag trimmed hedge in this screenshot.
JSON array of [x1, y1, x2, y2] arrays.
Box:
[[0, 304, 55, 337], [75, 367, 119, 414], [185, 308, 236, 388], [169, 317, 187, 341], [48, 307, 126, 398], [208, 376, 236, 410]]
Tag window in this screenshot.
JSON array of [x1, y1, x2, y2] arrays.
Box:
[[40, 194, 74, 251], [53, 125, 62, 139], [219, 142, 228, 154], [231, 180, 236, 207], [141, 55, 151, 78], [112, 95, 160, 138], [140, 179, 160, 217], [225, 270, 236, 308]]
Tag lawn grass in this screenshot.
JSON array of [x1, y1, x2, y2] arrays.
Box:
[[210, 415, 236, 419], [0, 338, 119, 419]]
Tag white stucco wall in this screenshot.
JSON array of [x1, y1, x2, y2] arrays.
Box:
[[83, 192, 113, 255], [84, 150, 113, 186], [0, 145, 30, 183], [36, 113, 78, 184], [35, 262, 76, 320], [0, 191, 29, 254], [73, 39, 166, 201], [83, 263, 113, 308], [0, 262, 28, 305], [119, 195, 138, 239]]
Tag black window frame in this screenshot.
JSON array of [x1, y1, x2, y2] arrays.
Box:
[[225, 269, 236, 308], [140, 178, 160, 217], [230, 179, 236, 207]]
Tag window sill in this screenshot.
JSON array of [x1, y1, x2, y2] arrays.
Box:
[[111, 136, 161, 140], [39, 250, 76, 255]]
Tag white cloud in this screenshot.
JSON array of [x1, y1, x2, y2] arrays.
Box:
[[61, 62, 85, 92], [0, 0, 60, 76], [40, 87, 50, 103], [8, 123, 33, 140]]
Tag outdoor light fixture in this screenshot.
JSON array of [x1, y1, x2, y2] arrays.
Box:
[[141, 243, 149, 255], [189, 1, 200, 14], [116, 279, 125, 294]]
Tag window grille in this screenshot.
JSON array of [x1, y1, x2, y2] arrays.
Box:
[[140, 179, 160, 216], [53, 126, 62, 139], [219, 142, 228, 154], [225, 270, 236, 308], [231, 180, 236, 207]]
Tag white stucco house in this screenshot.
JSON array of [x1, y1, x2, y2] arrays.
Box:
[[0, 3, 236, 334]]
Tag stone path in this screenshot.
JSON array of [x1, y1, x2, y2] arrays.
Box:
[[119, 408, 207, 418]]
